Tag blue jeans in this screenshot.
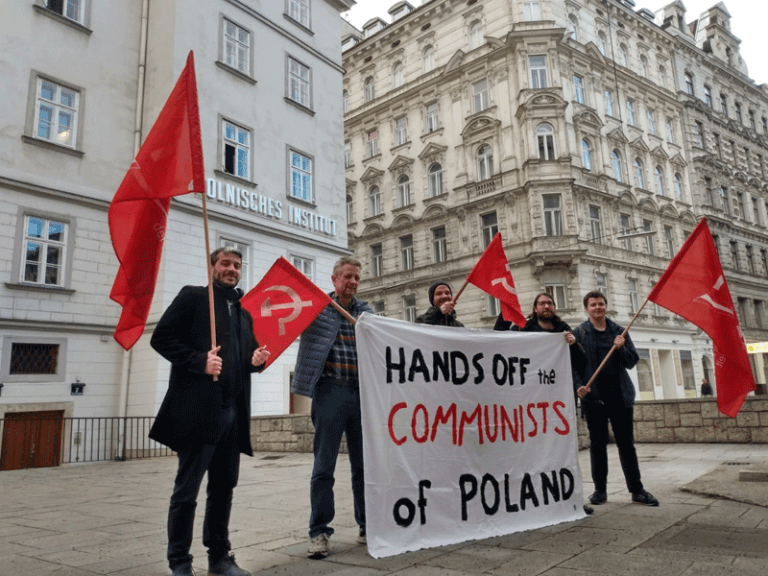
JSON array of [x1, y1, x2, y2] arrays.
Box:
[[309, 380, 365, 538]]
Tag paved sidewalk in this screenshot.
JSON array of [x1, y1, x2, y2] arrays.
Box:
[[1, 443, 767, 576]]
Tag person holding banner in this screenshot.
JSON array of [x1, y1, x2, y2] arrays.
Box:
[[150, 248, 269, 576], [291, 256, 373, 559], [415, 280, 464, 327], [573, 291, 659, 507]]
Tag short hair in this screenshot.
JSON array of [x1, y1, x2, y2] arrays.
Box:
[[332, 255, 362, 276], [583, 290, 607, 308], [210, 247, 243, 266]]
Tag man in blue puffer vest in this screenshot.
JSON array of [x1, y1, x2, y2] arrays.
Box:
[[292, 256, 373, 559]]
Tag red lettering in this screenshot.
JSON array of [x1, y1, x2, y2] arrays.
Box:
[[388, 402, 408, 446], [537, 401, 550, 434], [430, 403, 457, 444], [519, 405, 525, 443], [459, 404, 484, 446], [483, 404, 499, 443], [552, 400, 570, 435], [527, 403, 538, 437], [500, 405, 517, 442], [412, 404, 429, 443]]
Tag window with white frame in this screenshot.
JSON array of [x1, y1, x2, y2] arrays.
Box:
[[523, 1, 541, 21], [290, 254, 313, 280], [730, 242, 740, 271], [634, 158, 645, 189], [287, 0, 310, 28], [719, 186, 729, 214], [367, 129, 378, 157], [628, 278, 639, 313], [481, 212, 498, 248], [694, 121, 704, 148], [369, 186, 381, 216], [20, 215, 68, 286], [425, 102, 439, 132], [428, 163, 443, 197], [529, 55, 548, 88], [567, 14, 579, 42], [344, 141, 351, 168], [720, 93, 728, 115], [487, 295, 501, 317], [342, 90, 349, 113], [619, 44, 628, 67], [640, 55, 648, 78], [537, 123, 555, 160], [626, 99, 636, 125], [749, 110, 757, 131], [477, 145, 493, 180], [543, 194, 562, 236], [423, 45, 435, 73], [223, 18, 250, 74], [544, 284, 566, 309], [597, 32, 607, 56], [288, 57, 311, 108], [372, 301, 386, 316], [674, 173, 683, 200], [34, 78, 79, 148], [473, 79, 489, 112], [289, 149, 312, 202], [403, 295, 417, 322], [646, 109, 656, 135], [574, 75, 585, 104], [666, 118, 675, 143], [400, 235, 414, 270], [596, 272, 608, 296], [605, 89, 614, 116], [685, 72, 694, 95], [654, 166, 665, 196], [704, 85, 712, 107], [364, 76, 375, 102], [735, 102, 743, 124], [589, 205, 602, 244], [664, 226, 675, 258], [395, 116, 407, 146], [371, 243, 383, 277], [612, 150, 623, 182], [393, 62, 404, 88], [44, 0, 84, 24], [468, 21, 483, 50], [432, 226, 447, 263], [620, 214, 633, 251], [223, 120, 250, 179], [397, 175, 410, 207], [643, 220, 655, 255], [582, 139, 591, 170], [658, 65, 667, 88], [346, 194, 353, 222]]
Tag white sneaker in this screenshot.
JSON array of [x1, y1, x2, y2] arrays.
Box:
[[308, 533, 329, 559], [356, 527, 366, 545]]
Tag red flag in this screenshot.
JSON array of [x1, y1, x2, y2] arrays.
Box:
[[109, 52, 205, 350], [466, 233, 526, 327], [241, 257, 332, 370], [648, 218, 755, 417]]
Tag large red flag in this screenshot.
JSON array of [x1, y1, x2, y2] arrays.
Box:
[[241, 257, 332, 370], [110, 52, 205, 350], [648, 218, 755, 417], [466, 233, 526, 327]]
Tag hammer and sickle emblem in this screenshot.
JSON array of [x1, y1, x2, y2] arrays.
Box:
[[694, 275, 735, 316], [490, 264, 517, 296], [261, 285, 313, 335]]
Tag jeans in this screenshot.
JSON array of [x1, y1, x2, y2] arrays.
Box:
[[167, 407, 239, 569], [583, 401, 643, 494], [309, 380, 365, 538]]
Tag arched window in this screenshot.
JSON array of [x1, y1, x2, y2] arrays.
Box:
[[397, 175, 410, 207], [567, 15, 579, 42], [423, 45, 435, 73], [364, 77, 375, 102], [654, 166, 665, 196], [392, 62, 404, 88], [369, 186, 381, 216], [685, 72, 694, 96], [597, 32, 607, 56], [674, 173, 683, 200], [612, 150, 623, 182], [477, 145, 493, 180], [619, 44, 628, 67], [342, 89, 349, 113], [582, 139, 592, 170], [468, 21, 483, 50], [537, 123, 555, 160], [428, 163, 443, 197], [634, 158, 644, 189]]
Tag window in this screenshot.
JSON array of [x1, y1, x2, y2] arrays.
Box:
[[395, 116, 407, 146], [704, 85, 712, 107], [423, 45, 435, 73], [737, 191, 746, 219], [544, 284, 566, 309], [529, 56, 548, 89], [605, 90, 614, 116], [597, 32, 607, 56], [762, 249, 768, 276], [432, 226, 447, 263], [481, 212, 498, 248], [369, 186, 381, 216], [574, 75, 584, 104], [619, 44, 628, 67], [567, 15, 579, 42], [477, 144, 493, 180], [640, 55, 648, 78], [714, 133, 722, 158], [289, 149, 312, 202], [34, 78, 79, 148], [654, 166, 665, 196], [473, 79, 489, 112], [2, 338, 68, 383], [694, 121, 704, 148], [290, 254, 314, 280], [746, 245, 755, 274], [372, 301, 386, 316], [397, 175, 410, 207], [596, 273, 608, 296], [425, 102, 439, 132], [620, 214, 633, 250], [646, 109, 656, 135], [346, 195, 353, 222], [223, 120, 250, 179], [712, 234, 721, 258], [749, 110, 757, 131], [636, 350, 654, 393], [582, 139, 591, 170], [468, 21, 483, 50], [543, 194, 562, 236], [428, 163, 443, 197], [223, 19, 250, 74], [612, 150, 623, 182], [371, 244, 383, 277], [288, 0, 310, 28], [628, 278, 639, 313], [664, 226, 675, 258], [755, 300, 765, 329], [680, 350, 696, 391], [400, 235, 414, 270], [487, 295, 501, 317], [719, 186, 729, 214], [634, 158, 645, 189], [537, 123, 555, 160], [288, 57, 311, 108], [666, 118, 675, 143], [685, 73, 694, 96], [364, 76, 375, 102], [20, 215, 68, 286], [720, 93, 728, 115], [344, 141, 351, 168], [589, 205, 602, 244], [44, 0, 83, 24], [737, 297, 748, 325], [342, 90, 349, 113], [674, 173, 683, 200], [403, 295, 417, 322], [367, 129, 378, 157], [763, 117, 768, 135], [735, 102, 743, 124], [730, 241, 740, 271], [523, 1, 541, 21], [752, 196, 761, 226], [392, 62, 404, 89], [643, 220, 654, 255], [626, 100, 636, 126]]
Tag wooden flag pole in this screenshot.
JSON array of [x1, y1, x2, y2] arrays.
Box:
[[451, 277, 471, 304], [330, 298, 357, 325], [200, 192, 218, 381]]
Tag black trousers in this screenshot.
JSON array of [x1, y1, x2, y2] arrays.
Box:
[[583, 401, 643, 494], [167, 408, 240, 569]]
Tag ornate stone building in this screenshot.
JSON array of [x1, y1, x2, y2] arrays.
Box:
[[342, 0, 768, 400]]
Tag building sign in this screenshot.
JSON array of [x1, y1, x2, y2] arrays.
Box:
[[206, 177, 337, 237]]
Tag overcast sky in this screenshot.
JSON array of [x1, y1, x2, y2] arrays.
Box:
[[342, 0, 767, 86]]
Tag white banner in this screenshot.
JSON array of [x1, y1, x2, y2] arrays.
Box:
[[356, 313, 585, 558]]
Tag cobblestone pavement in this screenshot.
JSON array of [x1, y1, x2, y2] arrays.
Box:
[[1, 443, 766, 576]]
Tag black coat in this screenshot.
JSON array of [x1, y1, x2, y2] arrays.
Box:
[[149, 283, 260, 454], [415, 306, 464, 327]]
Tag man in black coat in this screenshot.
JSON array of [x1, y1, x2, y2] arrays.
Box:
[[415, 280, 464, 326], [150, 248, 269, 576]]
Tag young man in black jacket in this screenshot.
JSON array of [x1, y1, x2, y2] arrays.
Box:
[[415, 280, 464, 327]]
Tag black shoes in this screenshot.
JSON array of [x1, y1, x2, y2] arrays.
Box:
[[632, 490, 660, 506], [589, 491, 607, 505], [171, 565, 195, 576], [208, 552, 251, 576]]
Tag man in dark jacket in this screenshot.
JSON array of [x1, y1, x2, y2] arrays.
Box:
[[573, 291, 659, 508], [150, 248, 269, 576], [415, 280, 464, 326], [291, 256, 372, 559]]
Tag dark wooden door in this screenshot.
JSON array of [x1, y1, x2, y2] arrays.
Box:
[[0, 410, 63, 470]]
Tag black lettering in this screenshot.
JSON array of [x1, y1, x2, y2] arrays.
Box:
[[393, 498, 416, 527], [451, 351, 469, 385], [509, 356, 518, 385], [432, 351, 450, 381], [481, 473, 500, 515], [409, 349, 431, 382], [472, 353, 485, 384], [459, 473, 478, 520], [560, 468, 575, 500], [540, 471, 560, 505], [520, 472, 539, 510], [418, 480, 431, 525], [386, 347, 406, 384], [504, 474, 519, 512], [492, 354, 507, 385], [520, 357, 530, 384]]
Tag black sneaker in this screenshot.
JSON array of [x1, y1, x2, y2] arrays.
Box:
[[589, 491, 607, 505], [208, 552, 250, 576], [632, 490, 659, 506], [171, 565, 195, 576], [583, 504, 594, 515]]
